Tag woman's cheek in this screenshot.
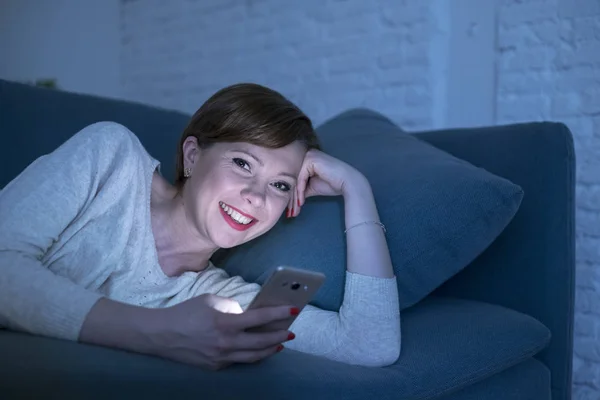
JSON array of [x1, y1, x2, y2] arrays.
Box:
[[265, 192, 287, 212]]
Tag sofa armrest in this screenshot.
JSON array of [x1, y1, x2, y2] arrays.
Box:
[[414, 122, 575, 400]]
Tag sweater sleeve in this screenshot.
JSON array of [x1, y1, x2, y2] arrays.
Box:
[[199, 265, 401, 367], [285, 272, 401, 367], [0, 122, 134, 341]]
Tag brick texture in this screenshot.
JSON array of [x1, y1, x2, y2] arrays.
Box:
[[121, 0, 599, 397], [497, 0, 600, 398], [120, 0, 442, 130]]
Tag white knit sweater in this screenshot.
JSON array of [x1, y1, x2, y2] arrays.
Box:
[[0, 122, 401, 367]]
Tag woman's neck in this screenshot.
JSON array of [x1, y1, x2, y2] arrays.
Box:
[[150, 171, 217, 277]]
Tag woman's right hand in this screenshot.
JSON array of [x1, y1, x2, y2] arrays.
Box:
[[145, 294, 296, 370]]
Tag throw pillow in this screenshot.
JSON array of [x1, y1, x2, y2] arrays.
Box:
[[213, 108, 524, 311]]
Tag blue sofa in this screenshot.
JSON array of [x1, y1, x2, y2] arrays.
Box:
[[0, 79, 574, 399]]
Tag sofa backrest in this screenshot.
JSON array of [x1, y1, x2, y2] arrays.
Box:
[[0, 79, 191, 189]]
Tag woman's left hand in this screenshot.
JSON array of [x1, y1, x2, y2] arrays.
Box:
[[289, 149, 367, 217]]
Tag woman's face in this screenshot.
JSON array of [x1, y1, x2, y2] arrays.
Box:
[[182, 137, 306, 249]]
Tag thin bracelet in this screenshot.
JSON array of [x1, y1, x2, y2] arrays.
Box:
[[344, 220, 387, 234]]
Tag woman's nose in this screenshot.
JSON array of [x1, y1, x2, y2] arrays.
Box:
[[242, 185, 266, 208]]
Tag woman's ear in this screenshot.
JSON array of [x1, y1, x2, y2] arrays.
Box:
[[182, 136, 200, 170]]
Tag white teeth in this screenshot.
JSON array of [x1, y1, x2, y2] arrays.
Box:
[[220, 202, 253, 225]]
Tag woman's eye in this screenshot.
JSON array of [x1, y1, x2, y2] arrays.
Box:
[[272, 182, 291, 192], [233, 158, 250, 171]]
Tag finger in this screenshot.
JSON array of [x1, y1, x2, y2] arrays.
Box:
[[287, 193, 296, 218], [237, 329, 294, 350], [292, 188, 300, 217], [295, 154, 312, 208], [291, 190, 298, 218], [221, 305, 297, 332], [296, 168, 311, 209], [224, 343, 285, 364]]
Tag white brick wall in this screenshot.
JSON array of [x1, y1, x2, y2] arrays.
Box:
[[496, 0, 600, 398], [121, 0, 599, 397], [121, 0, 443, 130]]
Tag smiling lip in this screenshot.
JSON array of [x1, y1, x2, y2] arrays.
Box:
[[219, 202, 258, 232]]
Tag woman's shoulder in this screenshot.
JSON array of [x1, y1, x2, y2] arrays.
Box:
[[71, 121, 146, 156], [64, 121, 157, 171]]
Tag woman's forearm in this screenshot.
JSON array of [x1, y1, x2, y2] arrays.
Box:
[[342, 177, 394, 279], [79, 297, 158, 355]]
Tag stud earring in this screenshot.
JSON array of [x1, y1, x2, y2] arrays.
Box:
[[184, 167, 192, 178]]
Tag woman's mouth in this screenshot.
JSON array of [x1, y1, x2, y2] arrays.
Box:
[[219, 201, 258, 231]]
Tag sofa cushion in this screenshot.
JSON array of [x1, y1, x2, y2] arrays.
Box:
[[388, 297, 550, 398], [438, 358, 550, 400], [0, 298, 551, 399], [214, 108, 524, 310]]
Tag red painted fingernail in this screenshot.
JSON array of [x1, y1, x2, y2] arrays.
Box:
[[297, 198, 300, 207], [277, 344, 284, 352], [290, 307, 300, 316], [287, 332, 296, 340]]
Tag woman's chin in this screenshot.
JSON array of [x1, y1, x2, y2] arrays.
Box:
[[213, 233, 251, 249], [215, 230, 267, 249], [216, 240, 240, 249], [210, 219, 271, 249]]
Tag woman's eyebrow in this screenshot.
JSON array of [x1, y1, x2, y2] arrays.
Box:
[[279, 172, 297, 180]]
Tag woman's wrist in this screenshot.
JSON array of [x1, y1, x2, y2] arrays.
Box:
[[341, 173, 394, 278], [342, 175, 381, 226]]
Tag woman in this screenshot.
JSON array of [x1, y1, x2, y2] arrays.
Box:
[[0, 83, 400, 370]]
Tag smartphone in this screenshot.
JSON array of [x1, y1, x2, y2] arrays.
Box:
[[245, 266, 326, 333]]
